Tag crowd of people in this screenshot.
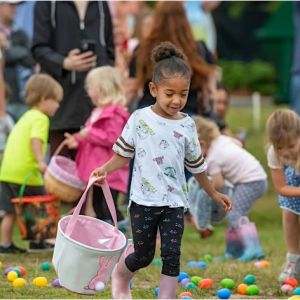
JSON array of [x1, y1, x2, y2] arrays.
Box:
[[0, 0, 299, 297]]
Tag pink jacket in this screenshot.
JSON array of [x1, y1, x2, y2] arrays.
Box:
[[75, 104, 130, 193]]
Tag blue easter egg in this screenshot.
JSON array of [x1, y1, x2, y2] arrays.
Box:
[[178, 272, 190, 282], [154, 287, 159, 296], [294, 287, 300, 295], [217, 288, 231, 299], [186, 261, 198, 268], [198, 261, 207, 269]]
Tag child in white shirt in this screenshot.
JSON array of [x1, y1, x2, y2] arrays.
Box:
[[189, 116, 267, 261], [91, 41, 232, 299]]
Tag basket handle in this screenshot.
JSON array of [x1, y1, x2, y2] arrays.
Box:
[[65, 177, 118, 237], [15, 171, 35, 203], [53, 139, 68, 156]]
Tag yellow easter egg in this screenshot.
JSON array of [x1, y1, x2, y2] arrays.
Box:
[[0, 261, 2, 267], [288, 296, 300, 300], [12, 278, 26, 288], [33, 276, 48, 287], [7, 271, 18, 282]]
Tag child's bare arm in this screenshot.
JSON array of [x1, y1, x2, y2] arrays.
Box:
[[31, 138, 47, 174], [271, 168, 300, 197], [193, 172, 232, 211], [91, 154, 130, 184], [211, 173, 225, 190]]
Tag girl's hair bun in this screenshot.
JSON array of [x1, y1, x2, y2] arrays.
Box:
[[151, 41, 185, 63]]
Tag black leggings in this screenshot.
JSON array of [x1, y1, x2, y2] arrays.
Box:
[[125, 202, 184, 276]]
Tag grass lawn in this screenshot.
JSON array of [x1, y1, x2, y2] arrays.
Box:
[[0, 101, 294, 299]]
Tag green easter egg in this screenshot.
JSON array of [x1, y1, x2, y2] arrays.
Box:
[[246, 284, 260, 295], [204, 254, 213, 263], [220, 278, 235, 289], [191, 276, 202, 285], [244, 274, 256, 285], [41, 262, 51, 271]]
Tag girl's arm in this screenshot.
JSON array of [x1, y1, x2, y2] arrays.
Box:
[[31, 138, 47, 174], [193, 172, 232, 211], [271, 168, 300, 197], [210, 172, 225, 190], [91, 154, 130, 183]]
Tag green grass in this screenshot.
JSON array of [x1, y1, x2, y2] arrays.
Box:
[[0, 102, 292, 299]]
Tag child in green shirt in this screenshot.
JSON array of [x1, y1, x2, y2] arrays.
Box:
[[0, 74, 63, 254]]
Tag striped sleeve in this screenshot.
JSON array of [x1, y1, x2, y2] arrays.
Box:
[[112, 113, 136, 158], [184, 120, 207, 174]]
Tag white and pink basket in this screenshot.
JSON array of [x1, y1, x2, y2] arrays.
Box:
[[52, 177, 127, 295]]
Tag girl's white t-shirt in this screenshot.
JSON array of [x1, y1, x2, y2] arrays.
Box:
[[113, 106, 207, 208], [206, 135, 267, 184]]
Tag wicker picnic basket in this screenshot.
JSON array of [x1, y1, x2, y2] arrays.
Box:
[[45, 141, 86, 202]]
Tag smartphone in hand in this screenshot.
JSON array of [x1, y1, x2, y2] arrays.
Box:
[[80, 39, 96, 53]]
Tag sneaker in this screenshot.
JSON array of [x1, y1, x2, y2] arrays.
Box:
[[28, 240, 54, 253], [279, 253, 300, 282], [0, 243, 27, 254]]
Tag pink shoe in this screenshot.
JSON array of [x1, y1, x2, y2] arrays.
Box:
[[111, 240, 135, 299]]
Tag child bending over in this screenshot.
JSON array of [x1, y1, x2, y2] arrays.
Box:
[[189, 116, 267, 261], [266, 109, 300, 282]]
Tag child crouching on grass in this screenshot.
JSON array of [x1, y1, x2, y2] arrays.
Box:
[[189, 116, 267, 261], [0, 74, 63, 254]]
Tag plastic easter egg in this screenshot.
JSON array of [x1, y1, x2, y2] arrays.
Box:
[[33, 276, 48, 287], [220, 278, 235, 289], [12, 278, 26, 288], [7, 271, 18, 282], [243, 274, 256, 285], [180, 278, 190, 286], [152, 258, 162, 266], [181, 297, 192, 299], [246, 284, 260, 295], [41, 262, 51, 271], [178, 291, 193, 298], [15, 266, 26, 277], [95, 281, 105, 291], [281, 284, 294, 294], [190, 276, 202, 285], [154, 287, 159, 296], [198, 261, 207, 269], [12, 268, 21, 277], [184, 282, 197, 291], [288, 296, 300, 300], [129, 280, 133, 289], [285, 277, 298, 288], [294, 287, 300, 295], [199, 278, 213, 289], [204, 254, 213, 263], [178, 272, 190, 282], [186, 261, 198, 269], [237, 283, 248, 295], [52, 278, 61, 288], [4, 266, 13, 276], [0, 261, 2, 267], [217, 288, 231, 299], [254, 260, 270, 268]]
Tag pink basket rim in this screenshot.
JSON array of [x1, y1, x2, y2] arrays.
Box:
[[58, 215, 127, 253], [47, 155, 86, 190]]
